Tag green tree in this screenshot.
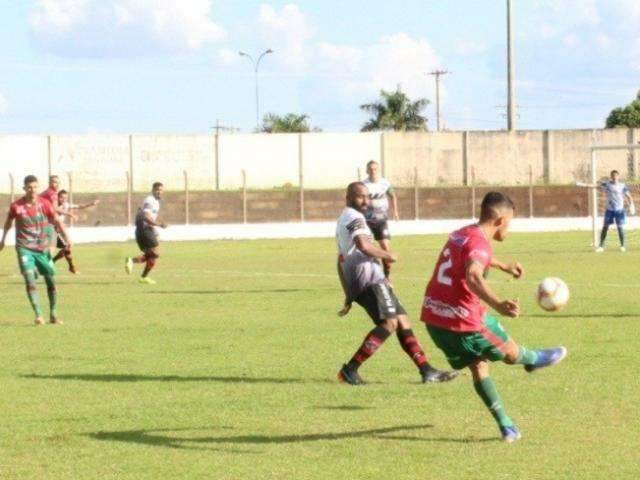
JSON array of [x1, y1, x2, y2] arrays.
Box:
[[261, 113, 320, 133], [606, 90, 640, 128], [360, 86, 429, 132]]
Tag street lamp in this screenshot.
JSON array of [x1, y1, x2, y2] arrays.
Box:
[[239, 49, 274, 131]]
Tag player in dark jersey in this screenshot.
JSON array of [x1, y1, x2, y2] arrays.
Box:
[[336, 182, 457, 385], [0, 175, 71, 325], [421, 192, 567, 442]]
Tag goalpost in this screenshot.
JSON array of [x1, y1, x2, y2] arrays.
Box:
[[586, 144, 640, 248]]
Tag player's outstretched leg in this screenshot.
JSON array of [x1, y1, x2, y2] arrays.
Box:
[[139, 249, 158, 284], [469, 360, 520, 443], [395, 321, 458, 383], [63, 249, 77, 274], [52, 249, 66, 263], [44, 275, 61, 325], [339, 324, 391, 385], [23, 270, 44, 325], [498, 339, 568, 373]]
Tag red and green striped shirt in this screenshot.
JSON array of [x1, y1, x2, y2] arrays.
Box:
[[8, 197, 56, 252]]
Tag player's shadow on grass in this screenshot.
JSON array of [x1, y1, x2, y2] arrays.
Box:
[[86, 424, 438, 451], [21, 373, 332, 384], [314, 405, 373, 411]]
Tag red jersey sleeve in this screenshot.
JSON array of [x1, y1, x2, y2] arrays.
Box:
[[41, 199, 56, 223], [8, 202, 17, 219], [463, 236, 492, 270]]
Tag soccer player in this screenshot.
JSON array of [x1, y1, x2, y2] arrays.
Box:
[[336, 182, 458, 385], [363, 160, 398, 279], [125, 182, 167, 284], [421, 192, 567, 442], [595, 170, 634, 252], [52, 190, 99, 273], [40, 175, 60, 252], [0, 175, 71, 325]]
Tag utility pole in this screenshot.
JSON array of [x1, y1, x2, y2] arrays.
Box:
[[211, 120, 239, 191], [507, 0, 516, 131], [428, 70, 449, 132]]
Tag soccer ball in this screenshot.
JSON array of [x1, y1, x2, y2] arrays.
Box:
[[536, 277, 570, 312]]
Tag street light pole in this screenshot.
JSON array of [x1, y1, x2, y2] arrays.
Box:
[[239, 49, 274, 131], [506, 0, 516, 131]]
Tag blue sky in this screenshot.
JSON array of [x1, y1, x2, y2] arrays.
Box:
[[0, 0, 639, 134]]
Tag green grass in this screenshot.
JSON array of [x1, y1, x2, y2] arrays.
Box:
[[0, 232, 638, 479]]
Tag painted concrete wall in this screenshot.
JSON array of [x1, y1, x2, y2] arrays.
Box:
[[1, 129, 640, 193]]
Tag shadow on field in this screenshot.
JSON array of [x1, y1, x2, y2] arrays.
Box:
[[142, 288, 315, 295], [86, 424, 435, 450], [21, 373, 333, 384], [314, 405, 373, 411]]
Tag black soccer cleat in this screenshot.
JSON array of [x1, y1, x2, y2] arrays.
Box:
[[338, 364, 365, 385], [421, 366, 459, 383]]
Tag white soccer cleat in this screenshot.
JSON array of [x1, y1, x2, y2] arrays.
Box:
[[620, 246, 626, 252], [595, 247, 604, 253], [125, 257, 133, 274]]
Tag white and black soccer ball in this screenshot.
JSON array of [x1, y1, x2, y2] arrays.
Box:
[[536, 277, 570, 312]]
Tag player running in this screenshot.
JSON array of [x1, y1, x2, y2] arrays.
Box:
[[595, 170, 634, 252], [421, 192, 567, 442], [40, 175, 60, 252], [0, 175, 71, 325], [125, 182, 167, 284], [363, 160, 399, 279], [52, 189, 99, 273], [336, 182, 458, 385]]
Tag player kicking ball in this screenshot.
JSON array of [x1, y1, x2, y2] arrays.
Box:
[[0, 175, 71, 325], [125, 182, 167, 284], [336, 182, 458, 385], [421, 192, 567, 442]]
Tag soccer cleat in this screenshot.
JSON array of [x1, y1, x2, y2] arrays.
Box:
[[49, 316, 63, 325], [34, 317, 44, 326], [421, 366, 460, 383], [125, 257, 133, 274], [500, 425, 522, 443], [525, 346, 567, 373], [337, 364, 365, 385], [138, 276, 156, 285], [595, 247, 604, 253], [620, 246, 626, 252]]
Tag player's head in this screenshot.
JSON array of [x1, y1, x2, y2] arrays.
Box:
[[479, 191, 515, 242], [346, 181, 370, 213], [49, 175, 59, 190], [610, 170, 620, 182], [58, 189, 68, 204], [23, 175, 39, 199], [151, 182, 164, 199], [366, 160, 379, 181]]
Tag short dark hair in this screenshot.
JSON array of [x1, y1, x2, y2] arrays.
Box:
[[366, 160, 379, 169], [480, 191, 515, 222], [23, 175, 38, 186], [58, 189, 68, 196], [49, 175, 59, 181], [152, 182, 163, 190], [611, 170, 619, 176]]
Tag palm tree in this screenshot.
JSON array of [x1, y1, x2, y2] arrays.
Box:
[[360, 86, 429, 132], [261, 113, 320, 133]]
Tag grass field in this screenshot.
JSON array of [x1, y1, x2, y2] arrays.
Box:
[[0, 231, 638, 479]]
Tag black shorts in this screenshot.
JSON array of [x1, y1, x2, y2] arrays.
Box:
[[355, 283, 407, 324], [135, 226, 159, 251], [56, 235, 68, 250], [367, 220, 390, 241]]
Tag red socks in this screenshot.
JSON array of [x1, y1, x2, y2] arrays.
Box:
[[396, 328, 428, 368], [347, 325, 391, 370]]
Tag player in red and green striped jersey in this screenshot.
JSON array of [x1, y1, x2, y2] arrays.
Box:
[[0, 175, 71, 325]]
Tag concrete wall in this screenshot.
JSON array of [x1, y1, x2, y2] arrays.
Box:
[[1, 129, 640, 194]]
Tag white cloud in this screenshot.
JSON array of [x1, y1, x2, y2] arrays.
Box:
[[0, 93, 8, 115], [562, 34, 579, 48], [257, 3, 315, 72], [29, 0, 226, 58], [318, 33, 440, 101], [216, 47, 240, 66]]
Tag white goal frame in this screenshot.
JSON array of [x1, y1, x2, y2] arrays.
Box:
[[587, 144, 640, 248]]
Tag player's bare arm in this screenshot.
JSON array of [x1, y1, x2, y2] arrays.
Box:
[[0, 214, 13, 251], [466, 260, 519, 318], [354, 234, 396, 262], [144, 211, 167, 228], [389, 190, 399, 221], [336, 257, 352, 316], [490, 258, 523, 278]]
